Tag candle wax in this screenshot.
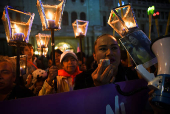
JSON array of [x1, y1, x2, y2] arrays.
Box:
[[13, 33, 25, 41], [47, 19, 55, 28]]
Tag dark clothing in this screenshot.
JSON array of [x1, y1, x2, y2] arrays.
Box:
[[123, 66, 139, 80], [4, 84, 35, 101], [74, 64, 139, 90]]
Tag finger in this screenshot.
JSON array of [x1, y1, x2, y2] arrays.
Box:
[[110, 76, 115, 83], [97, 60, 105, 76], [148, 89, 154, 96], [101, 64, 113, 81], [50, 65, 58, 69], [92, 66, 99, 77]]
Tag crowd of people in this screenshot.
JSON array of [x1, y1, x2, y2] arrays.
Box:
[[0, 34, 169, 113]]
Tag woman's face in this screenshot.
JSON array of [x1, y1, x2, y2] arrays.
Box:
[[93, 35, 121, 68], [23, 46, 33, 59], [62, 55, 78, 74]]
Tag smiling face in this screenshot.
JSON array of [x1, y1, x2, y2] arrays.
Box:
[[0, 62, 16, 92], [62, 55, 78, 74], [93, 34, 121, 68]]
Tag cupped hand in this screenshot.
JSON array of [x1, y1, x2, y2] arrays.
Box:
[[91, 60, 116, 86], [46, 65, 58, 85]]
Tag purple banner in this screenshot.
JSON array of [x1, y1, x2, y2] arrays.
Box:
[[0, 79, 149, 114]]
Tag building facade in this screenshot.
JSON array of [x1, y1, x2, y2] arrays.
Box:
[[0, 0, 169, 57]]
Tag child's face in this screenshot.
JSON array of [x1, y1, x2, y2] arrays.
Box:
[[23, 46, 33, 59], [62, 55, 78, 74]]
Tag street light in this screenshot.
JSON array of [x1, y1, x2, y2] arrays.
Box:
[[72, 19, 89, 63], [37, 0, 66, 65], [2, 6, 34, 84]]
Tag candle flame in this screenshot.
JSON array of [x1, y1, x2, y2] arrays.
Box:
[[125, 22, 135, 28], [76, 28, 83, 36], [14, 24, 20, 33], [40, 40, 44, 45], [47, 11, 53, 20]]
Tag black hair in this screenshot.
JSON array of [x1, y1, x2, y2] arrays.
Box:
[[120, 49, 127, 61], [50, 49, 63, 59], [55, 49, 63, 54], [21, 43, 33, 54], [76, 52, 86, 61], [93, 34, 117, 53]]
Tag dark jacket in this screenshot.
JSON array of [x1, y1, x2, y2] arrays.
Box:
[[4, 84, 35, 101], [74, 64, 139, 90]]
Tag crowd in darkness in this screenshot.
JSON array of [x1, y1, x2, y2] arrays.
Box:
[[0, 34, 169, 113]]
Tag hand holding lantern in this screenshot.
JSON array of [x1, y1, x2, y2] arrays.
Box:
[[1, 6, 34, 85]]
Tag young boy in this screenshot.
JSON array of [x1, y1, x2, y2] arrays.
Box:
[[39, 51, 82, 95]]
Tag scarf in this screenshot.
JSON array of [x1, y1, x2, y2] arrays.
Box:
[[58, 66, 82, 84]]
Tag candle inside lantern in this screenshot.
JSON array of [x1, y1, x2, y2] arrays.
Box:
[[13, 24, 25, 41], [125, 22, 136, 28], [76, 28, 84, 37], [47, 12, 55, 28], [40, 40, 45, 47]]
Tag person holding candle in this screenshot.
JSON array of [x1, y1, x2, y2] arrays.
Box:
[[38, 51, 82, 95], [21, 43, 42, 86], [74, 34, 143, 89], [74, 34, 129, 89], [74, 34, 169, 114], [46, 49, 63, 72], [0, 56, 34, 101]]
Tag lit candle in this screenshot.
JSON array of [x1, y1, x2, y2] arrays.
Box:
[[47, 12, 55, 28], [13, 24, 25, 41], [40, 40, 45, 48], [76, 28, 85, 37], [125, 22, 135, 28]]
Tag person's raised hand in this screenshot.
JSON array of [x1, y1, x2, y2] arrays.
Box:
[[25, 74, 32, 88], [46, 65, 58, 85], [91, 60, 116, 86]]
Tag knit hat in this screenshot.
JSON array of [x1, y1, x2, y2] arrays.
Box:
[[60, 51, 78, 63]]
